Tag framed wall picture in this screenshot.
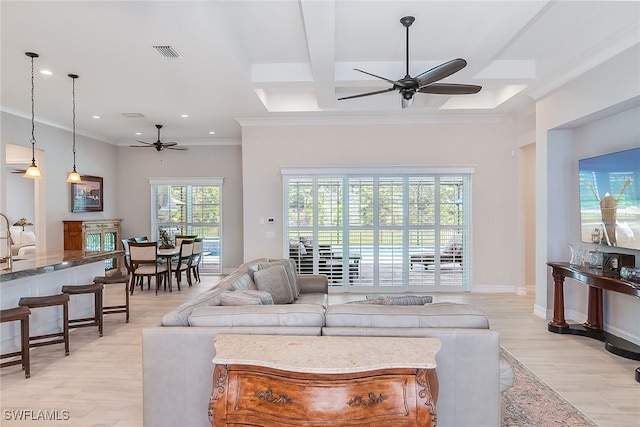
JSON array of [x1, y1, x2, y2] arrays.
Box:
[[71, 175, 104, 212]]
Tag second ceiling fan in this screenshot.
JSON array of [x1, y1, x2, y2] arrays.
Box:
[[129, 124, 188, 152], [339, 16, 482, 108]]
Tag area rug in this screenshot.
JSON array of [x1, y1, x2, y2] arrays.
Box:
[[501, 348, 598, 427]]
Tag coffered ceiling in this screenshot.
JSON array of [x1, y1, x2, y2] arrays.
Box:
[[1, 1, 638, 145]]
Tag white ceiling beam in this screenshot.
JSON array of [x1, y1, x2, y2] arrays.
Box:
[[300, 0, 336, 109]]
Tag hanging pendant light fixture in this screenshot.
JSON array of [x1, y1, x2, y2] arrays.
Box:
[[23, 52, 43, 179], [66, 73, 81, 183]]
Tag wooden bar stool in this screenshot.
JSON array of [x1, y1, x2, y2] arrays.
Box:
[[18, 294, 70, 356], [93, 275, 130, 323], [61, 283, 104, 337], [0, 306, 31, 378]]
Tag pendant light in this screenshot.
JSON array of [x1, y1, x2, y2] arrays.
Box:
[[23, 52, 42, 179], [66, 73, 81, 183]]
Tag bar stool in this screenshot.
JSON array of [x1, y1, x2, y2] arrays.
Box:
[[18, 294, 70, 356], [61, 283, 104, 337], [93, 275, 130, 323], [0, 306, 31, 378]]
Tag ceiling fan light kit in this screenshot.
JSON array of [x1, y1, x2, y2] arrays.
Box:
[[338, 16, 482, 108], [23, 52, 43, 179]]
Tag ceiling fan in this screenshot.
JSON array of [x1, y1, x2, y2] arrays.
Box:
[[129, 124, 188, 152], [338, 16, 482, 108]]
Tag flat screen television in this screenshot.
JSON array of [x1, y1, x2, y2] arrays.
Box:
[[579, 147, 640, 250]]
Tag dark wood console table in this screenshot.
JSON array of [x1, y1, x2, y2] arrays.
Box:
[[547, 262, 640, 382]]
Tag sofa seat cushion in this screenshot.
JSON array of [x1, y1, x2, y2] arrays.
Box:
[[325, 302, 489, 329], [292, 293, 328, 308], [188, 304, 325, 327]]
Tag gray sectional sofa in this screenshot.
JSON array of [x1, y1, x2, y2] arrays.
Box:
[[142, 258, 512, 427]]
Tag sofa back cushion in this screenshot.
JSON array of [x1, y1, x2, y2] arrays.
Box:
[[188, 304, 325, 327], [161, 273, 244, 326], [324, 303, 489, 329]]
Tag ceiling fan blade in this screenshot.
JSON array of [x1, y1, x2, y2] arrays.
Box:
[[162, 142, 178, 147], [338, 87, 396, 101], [167, 146, 188, 151], [135, 140, 155, 146], [129, 145, 155, 148], [353, 69, 408, 88], [418, 83, 482, 95], [11, 169, 27, 174], [414, 58, 467, 86]]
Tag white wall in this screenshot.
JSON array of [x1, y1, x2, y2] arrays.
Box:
[[534, 45, 640, 344], [569, 107, 640, 343], [241, 119, 527, 291], [5, 164, 34, 224], [115, 144, 245, 270], [1, 112, 119, 252]]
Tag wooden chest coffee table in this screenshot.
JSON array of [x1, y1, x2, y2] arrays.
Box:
[[209, 334, 441, 426]]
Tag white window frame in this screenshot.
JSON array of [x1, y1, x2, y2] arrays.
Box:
[[149, 177, 224, 274]]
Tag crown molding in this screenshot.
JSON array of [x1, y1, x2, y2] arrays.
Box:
[[236, 114, 513, 128]]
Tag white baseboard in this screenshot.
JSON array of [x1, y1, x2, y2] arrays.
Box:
[[533, 304, 548, 319], [471, 284, 518, 293]]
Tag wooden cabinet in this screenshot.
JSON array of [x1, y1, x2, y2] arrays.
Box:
[[63, 219, 122, 274], [209, 335, 440, 427]]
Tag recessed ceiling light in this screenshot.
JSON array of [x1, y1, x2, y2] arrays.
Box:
[[92, 115, 101, 119], [180, 114, 189, 118], [40, 70, 53, 76], [135, 132, 142, 136], [209, 131, 216, 135]]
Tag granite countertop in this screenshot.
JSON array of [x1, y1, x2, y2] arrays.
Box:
[[0, 250, 123, 282], [213, 334, 441, 374]]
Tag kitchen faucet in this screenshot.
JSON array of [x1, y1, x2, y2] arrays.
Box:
[[0, 213, 12, 270]]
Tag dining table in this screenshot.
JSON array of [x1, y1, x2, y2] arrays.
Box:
[[157, 248, 180, 291]]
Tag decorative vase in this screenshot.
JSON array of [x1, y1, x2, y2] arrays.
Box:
[[569, 244, 584, 266]]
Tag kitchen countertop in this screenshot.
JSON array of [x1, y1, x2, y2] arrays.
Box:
[[0, 250, 123, 283]]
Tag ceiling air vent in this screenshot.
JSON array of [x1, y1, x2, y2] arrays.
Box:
[[121, 113, 145, 118], [152, 45, 182, 58]]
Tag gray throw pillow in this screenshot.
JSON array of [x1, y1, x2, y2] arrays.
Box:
[[348, 295, 433, 305], [258, 259, 299, 299], [254, 265, 294, 304], [220, 290, 274, 306]]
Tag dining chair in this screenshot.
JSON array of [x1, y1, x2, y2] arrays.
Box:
[[122, 238, 146, 292], [174, 235, 197, 250], [128, 241, 169, 295], [170, 239, 195, 291], [188, 237, 204, 283]]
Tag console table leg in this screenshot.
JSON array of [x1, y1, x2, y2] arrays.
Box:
[[549, 272, 569, 328], [584, 287, 603, 330]]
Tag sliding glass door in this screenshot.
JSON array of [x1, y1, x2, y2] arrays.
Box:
[[284, 169, 471, 292]]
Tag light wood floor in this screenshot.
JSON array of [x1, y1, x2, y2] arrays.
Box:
[[1, 276, 638, 427]]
